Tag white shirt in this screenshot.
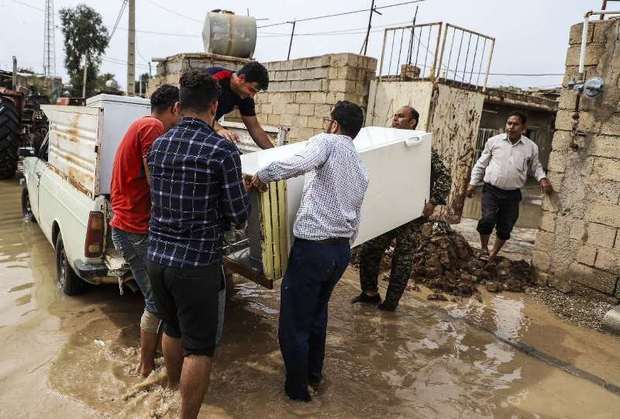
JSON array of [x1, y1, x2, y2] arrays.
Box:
[[470, 134, 546, 190], [257, 133, 368, 243]]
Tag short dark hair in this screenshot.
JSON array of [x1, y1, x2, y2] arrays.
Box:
[[507, 111, 527, 125], [150, 84, 179, 113], [331, 101, 365, 138], [179, 69, 221, 113], [237, 62, 269, 91], [404, 105, 420, 126]]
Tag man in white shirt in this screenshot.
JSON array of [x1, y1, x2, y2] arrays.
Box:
[[467, 112, 553, 260], [252, 101, 368, 402]]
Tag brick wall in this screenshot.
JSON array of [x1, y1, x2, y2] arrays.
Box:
[[255, 53, 377, 142], [533, 19, 620, 299]]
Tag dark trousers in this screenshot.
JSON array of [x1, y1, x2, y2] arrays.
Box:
[[279, 238, 351, 400], [476, 183, 522, 241]]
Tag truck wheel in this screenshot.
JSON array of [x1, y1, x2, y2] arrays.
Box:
[[21, 186, 35, 222], [0, 97, 19, 180], [55, 232, 87, 295]]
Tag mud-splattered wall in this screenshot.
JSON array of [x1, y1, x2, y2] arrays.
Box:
[[533, 19, 620, 300], [367, 80, 484, 222]]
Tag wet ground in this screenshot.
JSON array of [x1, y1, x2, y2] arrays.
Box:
[[2, 179, 620, 418]]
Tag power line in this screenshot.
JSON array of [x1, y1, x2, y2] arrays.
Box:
[[109, 0, 128, 41], [143, 0, 202, 23], [258, 0, 425, 29], [10, 0, 43, 12]]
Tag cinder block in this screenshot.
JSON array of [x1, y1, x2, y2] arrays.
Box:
[[305, 55, 330, 68], [310, 92, 328, 104], [565, 44, 606, 67], [272, 102, 287, 115], [547, 152, 568, 173], [586, 222, 617, 248], [286, 70, 302, 81], [539, 211, 556, 232], [292, 58, 308, 70], [307, 116, 324, 129], [569, 22, 593, 45], [570, 219, 586, 241], [326, 92, 346, 104], [586, 179, 620, 206], [595, 248, 620, 273], [569, 262, 618, 294], [599, 113, 620, 136], [551, 131, 573, 152], [299, 104, 315, 116], [535, 230, 555, 253], [554, 110, 578, 131], [328, 67, 339, 79], [286, 103, 300, 114], [593, 157, 620, 182], [296, 92, 311, 103], [577, 245, 597, 266], [271, 81, 292, 92], [261, 103, 273, 114], [590, 135, 620, 159], [532, 250, 551, 272], [558, 89, 579, 111], [267, 114, 281, 125], [586, 202, 620, 228], [314, 104, 332, 117], [289, 126, 315, 140], [330, 53, 358, 68]]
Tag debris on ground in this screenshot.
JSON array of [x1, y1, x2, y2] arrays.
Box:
[[352, 221, 537, 298], [527, 286, 614, 331]]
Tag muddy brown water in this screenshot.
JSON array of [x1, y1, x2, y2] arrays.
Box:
[[1, 179, 620, 418]]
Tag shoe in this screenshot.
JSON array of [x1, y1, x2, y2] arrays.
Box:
[[286, 391, 312, 402], [351, 292, 381, 305], [378, 301, 397, 311]]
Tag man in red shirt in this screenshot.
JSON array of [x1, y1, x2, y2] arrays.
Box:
[[110, 84, 180, 377]]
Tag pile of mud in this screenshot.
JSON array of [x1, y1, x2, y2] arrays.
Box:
[[353, 221, 537, 298]]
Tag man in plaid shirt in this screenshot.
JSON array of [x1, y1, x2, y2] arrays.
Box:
[[147, 69, 249, 419]]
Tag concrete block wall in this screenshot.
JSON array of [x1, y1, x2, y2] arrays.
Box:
[[533, 19, 620, 300], [255, 53, 377, 142]]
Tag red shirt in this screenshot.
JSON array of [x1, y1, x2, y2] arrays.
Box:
[[110, 116, 164, 234]]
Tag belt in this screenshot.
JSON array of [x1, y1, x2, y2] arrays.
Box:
[[296, 237, 350, 245]]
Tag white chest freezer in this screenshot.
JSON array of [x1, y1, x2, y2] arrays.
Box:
[[225, 126, 432, 288]]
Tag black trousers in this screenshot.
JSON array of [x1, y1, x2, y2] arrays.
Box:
[[476, 183, 521, 241], [279, 238, 351, 400]]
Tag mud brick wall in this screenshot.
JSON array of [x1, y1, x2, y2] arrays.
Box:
[[533, 19, 620, 300], [255, 53, 377, 142]]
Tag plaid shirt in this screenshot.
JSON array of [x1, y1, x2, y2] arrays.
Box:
[[147, 117, 249, 268]]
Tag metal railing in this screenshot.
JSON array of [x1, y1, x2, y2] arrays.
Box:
[[377, 21, 496, 90]]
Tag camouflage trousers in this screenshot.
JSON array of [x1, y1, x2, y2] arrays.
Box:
[[358, 217, 426, 306]]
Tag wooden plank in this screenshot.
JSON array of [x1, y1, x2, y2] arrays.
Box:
[[277, 180, 289, 277], [269, 182, 282, 279], [260, 186, 274, 280]]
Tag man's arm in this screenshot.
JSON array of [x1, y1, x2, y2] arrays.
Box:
[[529, 145, 553, 194], [213, 119, 240, 143], [242, 115, 275, 149], [256, 135, 330, 184], [220, 152, 250, 226]]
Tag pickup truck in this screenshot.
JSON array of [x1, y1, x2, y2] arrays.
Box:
[[21, 94, 286, 295]]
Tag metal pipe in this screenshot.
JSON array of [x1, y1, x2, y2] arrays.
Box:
[[12, 56, 17, 90], [579, 10, 620, 74], [378, 28, 389, 77], [287, 20, 296, 60], [423, 24, 432, 76], [431, 22, 444, 80], [482, 39, 495, 92]]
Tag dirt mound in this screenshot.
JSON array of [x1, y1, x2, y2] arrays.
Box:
[[353, 221, 537, 298]]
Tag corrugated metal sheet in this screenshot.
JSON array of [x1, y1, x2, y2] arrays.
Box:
[[42, 105, 101, 197]]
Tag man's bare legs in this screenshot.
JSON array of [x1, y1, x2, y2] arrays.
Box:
[[489, 238, 507, 261], [480, 234, 490, 254], [139, 329, 159, 377], [180, 355, 212, 419], [162, 333, 183, 387]]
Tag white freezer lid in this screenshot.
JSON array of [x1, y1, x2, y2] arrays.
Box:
[[240, 126, 428, 174], [86, 93, 150, 108]]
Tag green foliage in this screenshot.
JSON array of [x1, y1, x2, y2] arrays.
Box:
[[59, 5, 109, 97]]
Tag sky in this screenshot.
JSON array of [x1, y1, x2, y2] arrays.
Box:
[[0, 0, 605, 90]]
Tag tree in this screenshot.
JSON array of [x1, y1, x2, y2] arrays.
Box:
[[59, 5, 109, 98]]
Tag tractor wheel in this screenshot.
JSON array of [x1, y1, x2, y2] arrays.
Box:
[[0, 97, 19, 180]]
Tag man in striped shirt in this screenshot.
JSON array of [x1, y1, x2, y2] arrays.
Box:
[[252, 101, 369, 402], [147, 69, 250, 419]]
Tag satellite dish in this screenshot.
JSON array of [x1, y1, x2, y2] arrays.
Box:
[[105, 79, 119, 90]]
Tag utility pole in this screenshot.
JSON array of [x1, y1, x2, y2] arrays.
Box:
[[126, 0, 136, 96], [43, 0, 56, 76], [82, 55, 88, 99], [361, 0, 382, 56]]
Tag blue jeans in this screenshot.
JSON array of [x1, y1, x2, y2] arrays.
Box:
[[278, 238, 351, 400], [111, 228, 158, 315]]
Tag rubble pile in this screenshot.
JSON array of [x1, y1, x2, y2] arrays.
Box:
[[353, 221, 537, 298], [410, 221, 536, 297]]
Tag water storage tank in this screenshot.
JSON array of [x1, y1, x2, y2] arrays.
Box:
[[202, 10, 257, 58]]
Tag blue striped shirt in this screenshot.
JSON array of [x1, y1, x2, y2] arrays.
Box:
[[147, 117, 249, 268]]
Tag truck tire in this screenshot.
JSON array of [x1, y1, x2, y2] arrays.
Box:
[[21, 186, 35, 222], [55, 232, 88, 295], [0, 97, 19, 180]]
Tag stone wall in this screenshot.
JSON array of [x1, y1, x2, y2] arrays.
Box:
[[255, 53, 377, 142], [533, 19, 620, 299]]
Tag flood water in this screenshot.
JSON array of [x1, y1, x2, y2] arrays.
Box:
[[1, 179, 619, 418]]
